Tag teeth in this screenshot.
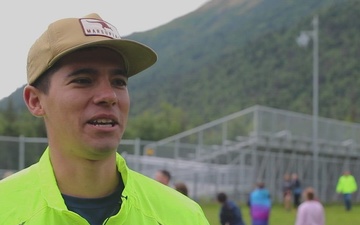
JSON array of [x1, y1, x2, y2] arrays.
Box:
[[90, 119, 116, 126], [93, 119, 113, 124], [94, 123, 113, 127]]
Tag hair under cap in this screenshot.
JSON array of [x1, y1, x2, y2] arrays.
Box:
[[27, 13, 157, 84]]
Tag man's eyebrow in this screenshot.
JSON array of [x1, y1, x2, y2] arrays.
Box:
[[67, 68, 97, 77]]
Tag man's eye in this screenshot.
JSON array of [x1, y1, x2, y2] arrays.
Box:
[[73, 78, 91, 84], [112, 79, 127, 87]]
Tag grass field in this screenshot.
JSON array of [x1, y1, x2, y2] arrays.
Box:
[[200, 202, 360, 225]]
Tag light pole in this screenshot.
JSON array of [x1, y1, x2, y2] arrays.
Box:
[[296, 16, 319, 192]]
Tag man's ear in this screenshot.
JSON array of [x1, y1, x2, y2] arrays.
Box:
[[23, 85, 45, 117]]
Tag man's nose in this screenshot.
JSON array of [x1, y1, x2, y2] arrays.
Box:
[[93, 82, 117, 105]]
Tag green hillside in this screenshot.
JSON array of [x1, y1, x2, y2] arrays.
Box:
[[0, 0, 359, 140], [128, 0, 355, 122]]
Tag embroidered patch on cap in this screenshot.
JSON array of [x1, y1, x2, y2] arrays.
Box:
[[80, 18, 121, 39]]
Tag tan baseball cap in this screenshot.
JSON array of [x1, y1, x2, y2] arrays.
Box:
[[27, 13, 157, 84]]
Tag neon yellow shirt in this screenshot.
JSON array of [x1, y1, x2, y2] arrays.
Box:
[[336, 175, 358, 194], [0, 148, 210, 224]]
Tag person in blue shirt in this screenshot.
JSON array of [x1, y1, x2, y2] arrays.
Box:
[[217, 192, 246, 225], [248, 182, 271, 225]]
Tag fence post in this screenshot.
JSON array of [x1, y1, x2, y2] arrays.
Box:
[[134, 138, 141, 172], [18, 135, 25, 170]]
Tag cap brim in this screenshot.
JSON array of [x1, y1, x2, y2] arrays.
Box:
[[50, 39, 157, 77]]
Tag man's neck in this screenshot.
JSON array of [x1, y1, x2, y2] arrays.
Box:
[[50, 151, 119, 198]]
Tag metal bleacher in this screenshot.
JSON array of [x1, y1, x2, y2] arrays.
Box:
[[140, 105, 360, 203]]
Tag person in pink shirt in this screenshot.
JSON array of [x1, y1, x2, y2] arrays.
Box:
[[295, 187, 325, 225]]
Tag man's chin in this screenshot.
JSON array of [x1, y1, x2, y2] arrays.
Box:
[[86, 143, 118, 155]]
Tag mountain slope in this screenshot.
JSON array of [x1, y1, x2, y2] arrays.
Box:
[[126, 0, 349, 123]]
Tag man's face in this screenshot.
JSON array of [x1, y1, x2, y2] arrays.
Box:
[[29, 47, 130, 159], [155, 171, 170, 185]]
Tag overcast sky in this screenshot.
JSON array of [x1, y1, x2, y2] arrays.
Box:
[[0, 0, 208, 100]]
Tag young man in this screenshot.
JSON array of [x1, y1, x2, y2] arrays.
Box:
[[0, 13, 210, 224], [336, 170, 358, 211], [155, 169, 172, 185], [216, 192, 246, 225], [290, 173, 302, 208]]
